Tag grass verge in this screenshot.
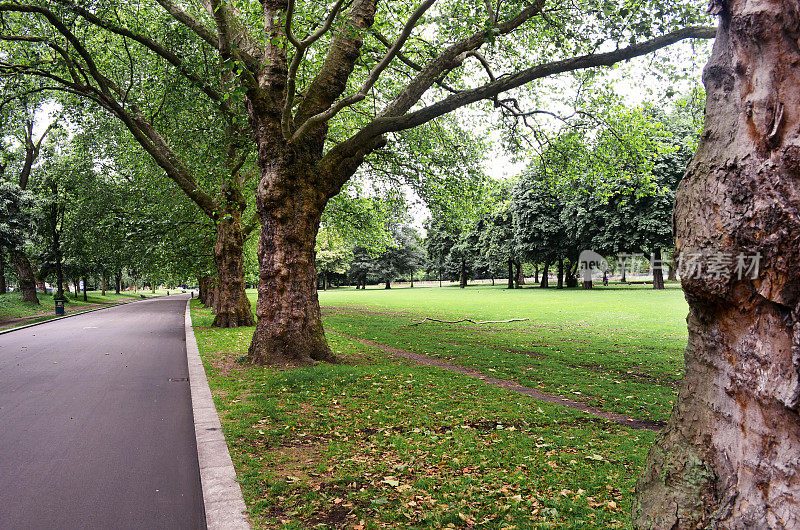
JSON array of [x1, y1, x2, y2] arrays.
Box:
[[191, 286, 684, 528]]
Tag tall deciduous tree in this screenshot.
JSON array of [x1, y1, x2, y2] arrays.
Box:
[[1, 0, 715, 363], [635, 3, 800, 527], [0, 4, 256, 326], [0, 94, 56, 303]]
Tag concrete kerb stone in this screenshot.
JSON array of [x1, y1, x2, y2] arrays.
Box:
[[184, 300, 250, 529]]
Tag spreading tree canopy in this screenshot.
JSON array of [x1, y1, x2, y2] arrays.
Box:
[[0, 0, 715, 363]]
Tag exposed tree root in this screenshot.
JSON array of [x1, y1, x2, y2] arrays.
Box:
[[408, 317, 529, 326]]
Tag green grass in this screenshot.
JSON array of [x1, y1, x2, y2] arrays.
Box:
[[317, 285, 688, 422], [0, 290, 162, 327], [192, 284, 689, 528]]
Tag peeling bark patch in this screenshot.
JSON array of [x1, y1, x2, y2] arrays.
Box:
[[326, 330, 665, 432]]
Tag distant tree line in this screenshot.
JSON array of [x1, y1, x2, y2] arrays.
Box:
[[319, 99, 700, 291]]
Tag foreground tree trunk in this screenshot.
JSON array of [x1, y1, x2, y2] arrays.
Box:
[[459, 258, 467, 288], [212, 196, 256, 328], [384, 278, 390, 289], [652, 249, 665, 290], [248, 191, 335, 365], [516, 261, 526, 286], [11, 250, 38, 304], [507, 259, 514, 289], [115, 271, 122, 295], [82, 277, 88, 301], [635, 6, 800, 528]]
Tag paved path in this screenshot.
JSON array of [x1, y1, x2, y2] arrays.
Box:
[[0, 295, 205, 529]]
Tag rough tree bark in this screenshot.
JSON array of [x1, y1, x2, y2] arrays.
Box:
[[635, 4, 800, 528], [516, 261, 526, 286], [11, 250, 38, 303], [384, 277, 390, 289], [652, 249, 665, 290], [82, 276, 87, 301], [211, 187, 256, 328], [114, 271, 122, 295], [247, 173, 334, 364], [507, 259, 514, 289], [557, 258, 564, 289], [459, 258, 467, 288]]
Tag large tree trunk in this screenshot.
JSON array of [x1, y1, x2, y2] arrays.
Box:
[[11, 250, 38, 304], [82, 276, 88, 301], [635, 7, 800, 528], [247, 186, 334, 365], [459, 258, 467, 288], [101, 275, 106, 297], [211, 199, 256, 328], [384, 278, 390, 289], [507, 259, 514, 289], [115, 271, 122, 295], [539, 261, 549, 288], [652, 249, 665, 290], [516, 261, 526, 285]]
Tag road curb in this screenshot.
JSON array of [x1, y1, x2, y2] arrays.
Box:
[[0, 295, 164, 336], [184, 300, 250, 529]]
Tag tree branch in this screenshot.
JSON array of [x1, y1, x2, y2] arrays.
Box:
[[51, 0, 232, 113], [199, 0, 261, 72], [291, 0, 437, 142], [154, 0, 219, 48], [328, 25, 718, 165], [294, 0, 379, 125], [282, 0, 348, 136], [379, 0, 546, 119]]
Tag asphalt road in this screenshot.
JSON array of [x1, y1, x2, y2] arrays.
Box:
[[0, 294, 206, 529]]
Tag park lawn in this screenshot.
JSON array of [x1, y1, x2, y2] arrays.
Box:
[[0, 290, 161, 327], [192, 285, 689, 528], [315, 285, 688, 423]]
